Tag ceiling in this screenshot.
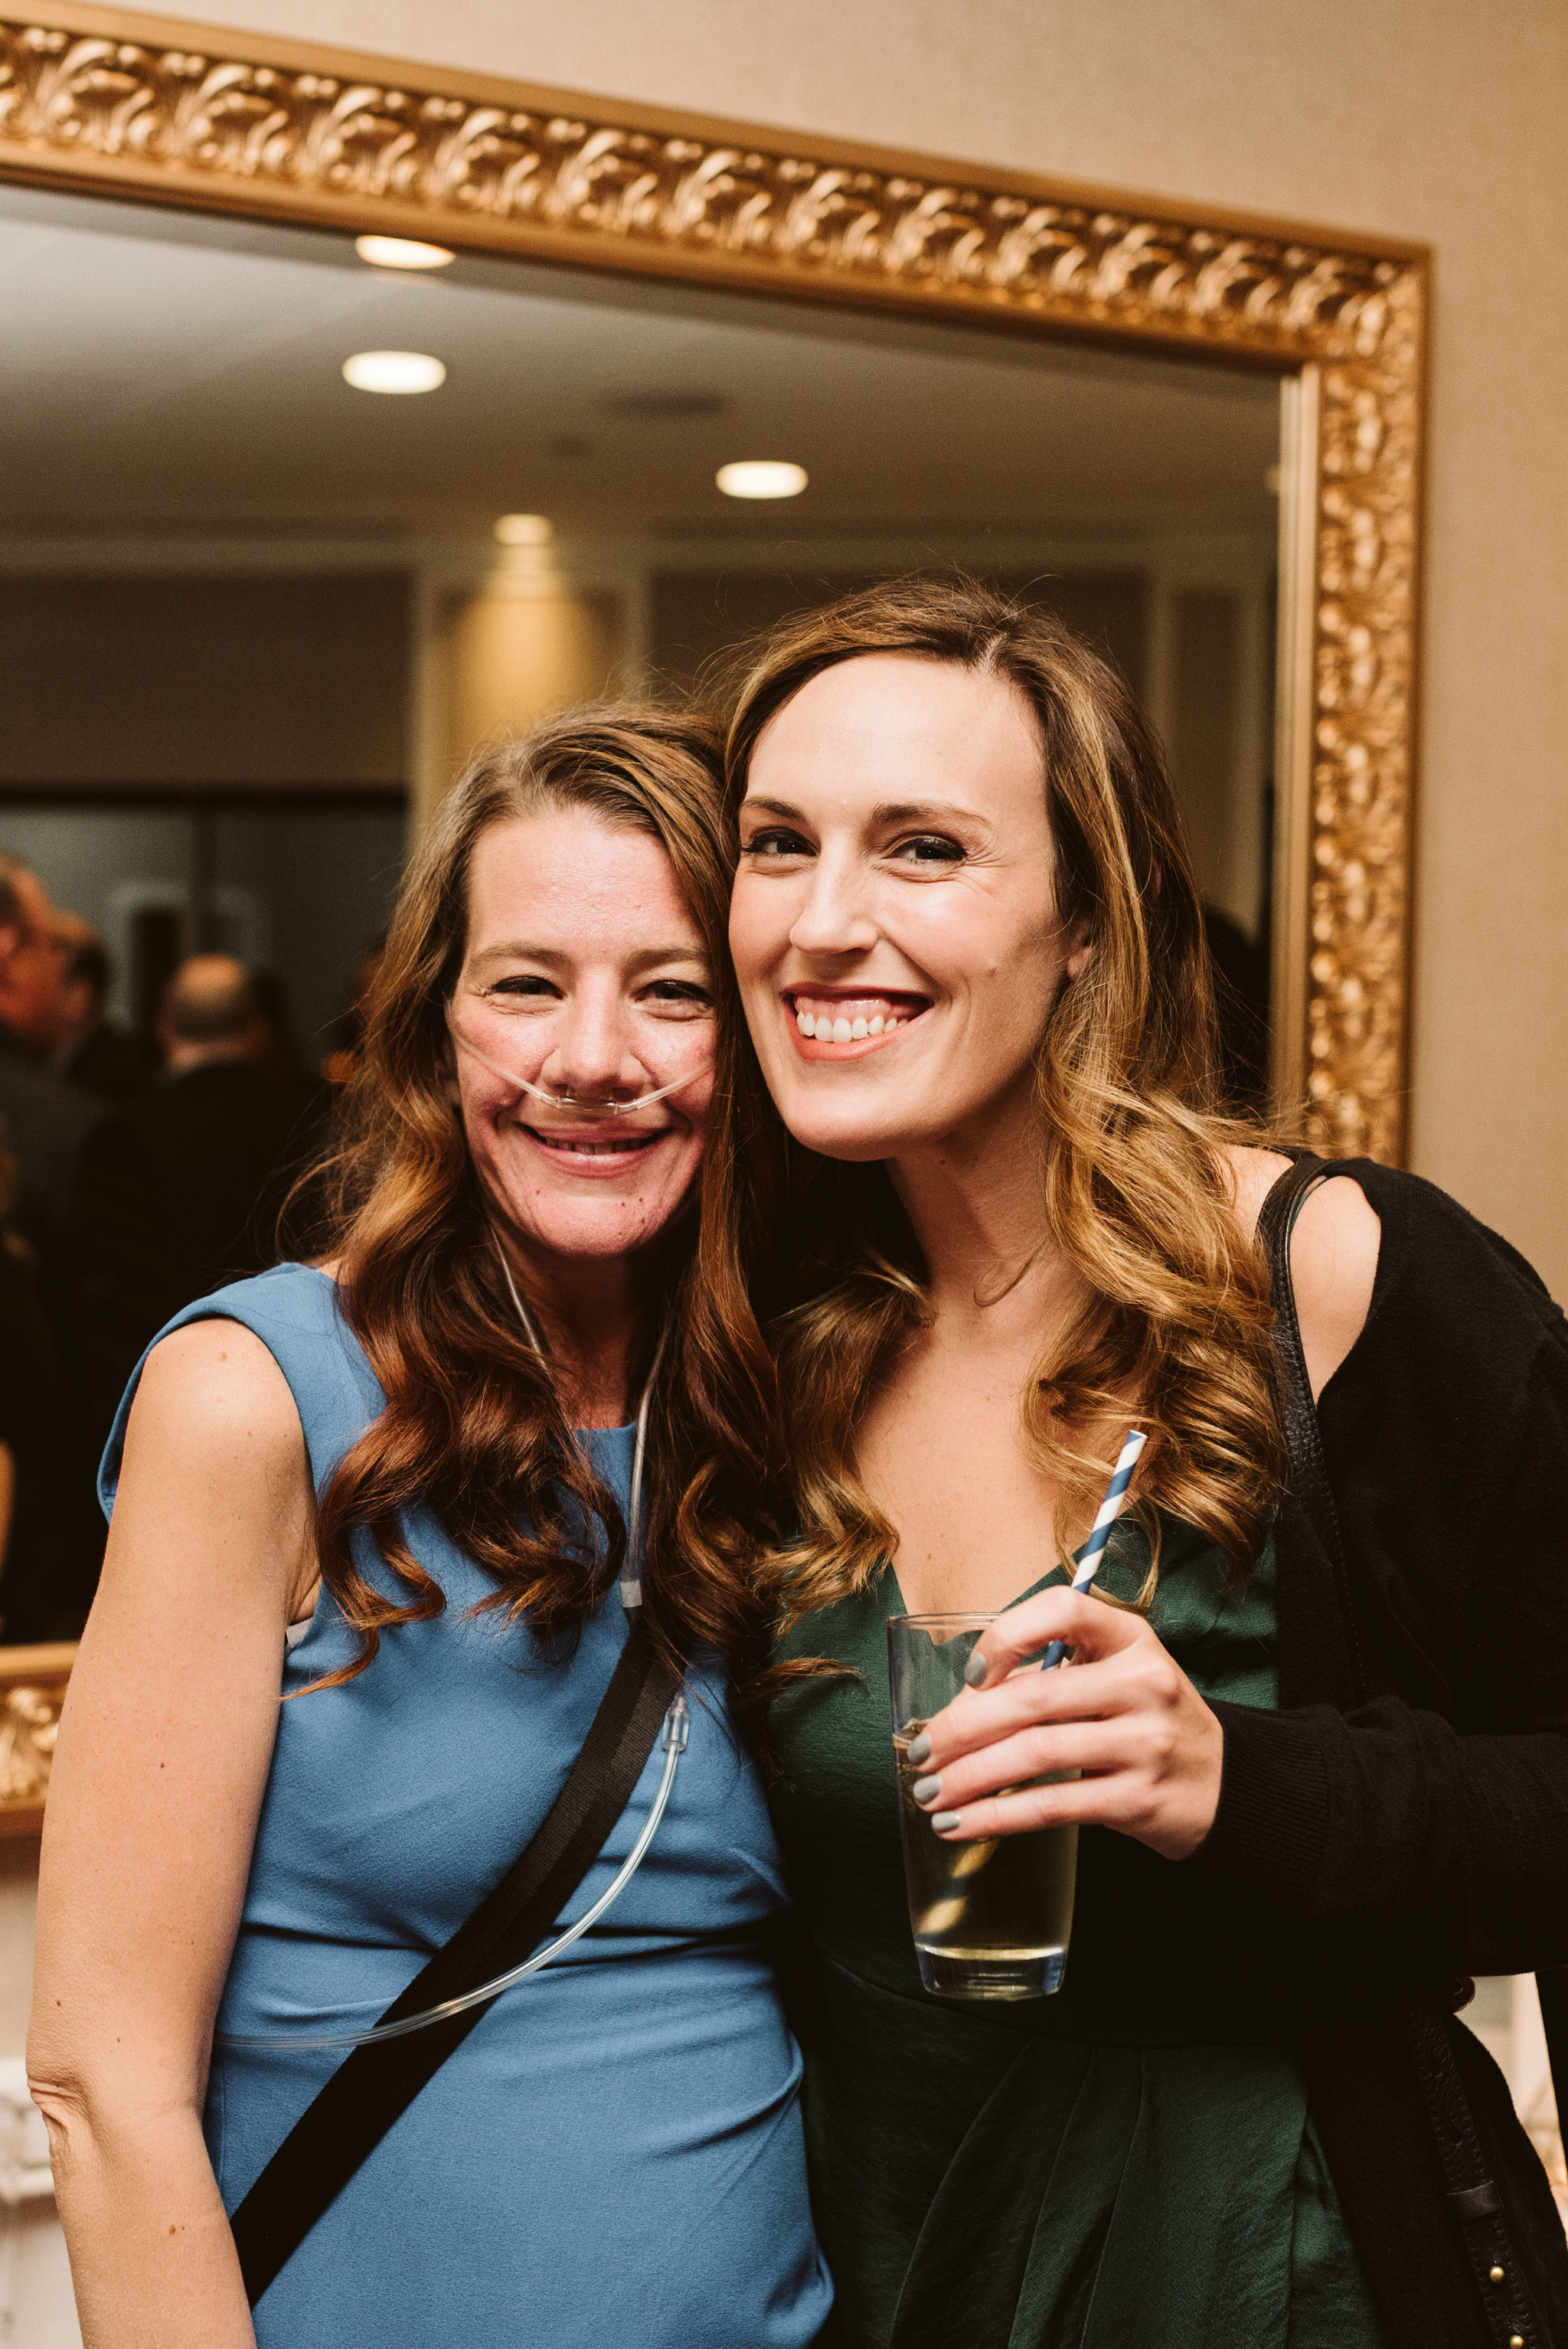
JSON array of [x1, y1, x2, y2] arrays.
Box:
[[0, 184, 1281, 542]]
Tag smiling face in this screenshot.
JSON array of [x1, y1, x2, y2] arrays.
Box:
[[729, 653, 1089, 1165], [450, 805, 715, 1266]]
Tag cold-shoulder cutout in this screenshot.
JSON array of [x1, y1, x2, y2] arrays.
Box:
[[1223, 1144, 1382, 1403]]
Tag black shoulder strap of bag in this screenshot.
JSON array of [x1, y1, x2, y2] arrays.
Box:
[[230, 1612, 680, 2309], [1257, 1153, 1557, 2349]]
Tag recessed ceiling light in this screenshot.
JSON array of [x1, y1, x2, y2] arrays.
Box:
[[716, 460, 808, 500], [494, 514, 554, 546], [342, 350, 446, 395], [354, 234, 456, 272]]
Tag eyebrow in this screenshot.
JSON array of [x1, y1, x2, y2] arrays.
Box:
[[739, 795, 984, 827], [869, 799, 983, 827], [469, 941, 709, 971]]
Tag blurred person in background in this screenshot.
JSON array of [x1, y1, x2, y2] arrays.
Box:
[[50, 914, 157, 1106], [0, 854, 164, 1634], [127, 952, 327, 1314], [0, 1123, 66, 1642], [249, 965, 314, 1083]]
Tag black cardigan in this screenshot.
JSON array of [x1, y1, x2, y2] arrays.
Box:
[[1200, 1157, 1568, 2347]]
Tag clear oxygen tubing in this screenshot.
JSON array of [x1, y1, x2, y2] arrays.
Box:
[[219, 1265, 684, 2057], [445, 999, 712, 1119]]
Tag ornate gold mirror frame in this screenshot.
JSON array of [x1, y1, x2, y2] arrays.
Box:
[[0, 2, 1427, 1812]]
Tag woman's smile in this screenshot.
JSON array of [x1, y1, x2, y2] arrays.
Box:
[[515, 1118, 675, 1176], [784, 987, 930, 1056]]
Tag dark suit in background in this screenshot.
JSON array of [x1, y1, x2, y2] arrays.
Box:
[[0, 1021, 167, 1636], [126, 1058, 326, 1312], [61, 1020, 158, 1106]]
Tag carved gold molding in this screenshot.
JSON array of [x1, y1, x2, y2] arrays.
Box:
[[0, 1643, 74, 1834], [0, 3, 1426, 1160]]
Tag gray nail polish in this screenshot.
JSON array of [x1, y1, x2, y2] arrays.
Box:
[[931, 1812, 962, 1834], [963, 1650, 989, 1688], [912, 1775, 942, 1805], [904, 1731, 933, 1766]]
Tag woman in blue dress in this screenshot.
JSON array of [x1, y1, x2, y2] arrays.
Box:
[[28, 706, 832, 2349]]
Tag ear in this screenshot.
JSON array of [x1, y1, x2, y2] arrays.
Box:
[[1063, 922, 1094, 982]]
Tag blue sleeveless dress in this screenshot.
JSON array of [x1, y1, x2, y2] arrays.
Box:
[[100, 1263, 831, 2348]]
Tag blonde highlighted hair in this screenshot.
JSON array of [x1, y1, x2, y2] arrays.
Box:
[[720, 574, 1284, 1621]]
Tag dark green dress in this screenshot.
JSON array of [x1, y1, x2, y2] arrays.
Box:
[[771, 1521, 1388, 2349]]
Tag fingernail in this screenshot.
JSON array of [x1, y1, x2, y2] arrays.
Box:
[[931, 1812, 962, 1834], [963, 1651, 989, 1688], [912, 1775, 942, 1805], [904, 1731, 933, 1766]]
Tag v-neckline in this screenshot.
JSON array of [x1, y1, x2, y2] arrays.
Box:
[[884, 1559, 1070, 1619]]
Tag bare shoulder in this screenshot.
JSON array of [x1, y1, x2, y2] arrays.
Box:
[[107, 1318, 315, 1629], [1289, 1174, 1382, 1397], [119, 1322, 310, 1541], [127, 1318, 303, 1465], [1220, 1144, 1381, 1399]]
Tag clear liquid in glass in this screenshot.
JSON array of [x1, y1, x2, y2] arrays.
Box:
[[893, 1722, 1077, 2000]]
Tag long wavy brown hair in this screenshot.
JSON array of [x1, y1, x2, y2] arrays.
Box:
[[719, 574, 1285, 1622], [305, 704, 780, 1715]]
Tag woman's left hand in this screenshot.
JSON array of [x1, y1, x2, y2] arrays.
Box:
[[907, 1586, 1224, 1862]]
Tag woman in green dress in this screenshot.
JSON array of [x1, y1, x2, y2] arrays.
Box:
[[719, 574, 1568, 2349]]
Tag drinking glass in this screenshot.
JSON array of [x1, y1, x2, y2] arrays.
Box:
[[887, 1612, 1078, 2001]]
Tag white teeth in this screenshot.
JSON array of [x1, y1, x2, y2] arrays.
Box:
[[793, 999, 916, 1041]]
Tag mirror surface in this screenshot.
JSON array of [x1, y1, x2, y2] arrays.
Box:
[[0, 177, 1282, 1642]]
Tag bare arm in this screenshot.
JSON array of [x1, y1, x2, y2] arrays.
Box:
[[27, 1321, 317, 2349]]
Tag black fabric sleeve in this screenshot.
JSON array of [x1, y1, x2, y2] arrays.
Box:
[[1202, 1697, 1568, 1975], [1197, 1171, 1568, 1978]]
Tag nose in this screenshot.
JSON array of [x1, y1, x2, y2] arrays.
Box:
[[539, 980, 648, 1103], [787, 844, 878, 960]]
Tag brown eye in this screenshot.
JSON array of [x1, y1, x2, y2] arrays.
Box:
[[488, 975, 557, 998], [894, 834, 965, 864]]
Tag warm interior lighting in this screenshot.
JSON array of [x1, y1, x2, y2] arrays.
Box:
[[354, 234, 456, 271], [716, 460, 808, 500], [341, 351, 446, 395], [493, 514, 554, 545]]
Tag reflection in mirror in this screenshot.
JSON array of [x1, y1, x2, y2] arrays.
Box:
[[0, 178, 1282, 1651]]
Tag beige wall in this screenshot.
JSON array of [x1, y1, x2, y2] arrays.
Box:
[[439, 583, 622, 789], [0, 573, 408, 786], [176, 0, 1568, 1284]]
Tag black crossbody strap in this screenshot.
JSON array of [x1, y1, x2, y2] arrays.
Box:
[[1255, 1152, 1370, 1704], [230, 1613, 680, 2308], [1257, 1156, 1553, 2348]]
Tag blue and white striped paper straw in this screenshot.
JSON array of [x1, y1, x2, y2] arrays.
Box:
[[1040, 1427, 1147, 1670]]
